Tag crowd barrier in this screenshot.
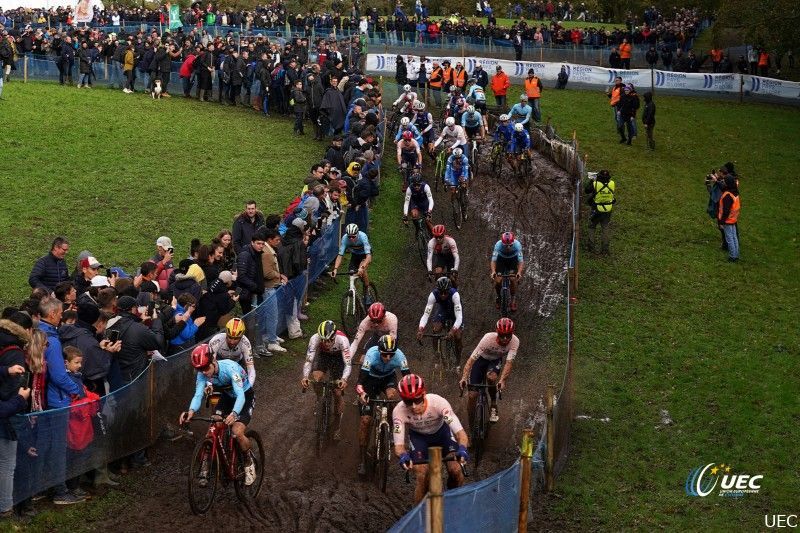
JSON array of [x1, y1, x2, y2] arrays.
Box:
[[368, 53, 800, 102]]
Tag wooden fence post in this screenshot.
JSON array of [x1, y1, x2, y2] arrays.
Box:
[[518, 429, 534, 532], [148, 362, 157, 444], [23, 55, 28, 83], [545, 384, 555, 492], [429, 446, 444, 533]]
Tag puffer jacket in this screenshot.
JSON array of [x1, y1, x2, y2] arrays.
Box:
[[40, 320, 84, 409], [0, 320, 30, 401], [59, 321, 111, 382], [28, 252, 69, 292]]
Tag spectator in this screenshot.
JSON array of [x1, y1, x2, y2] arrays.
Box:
[[260, 228, 288, 354], [29, 236, 70, 293], [641, 92, 656, 150], [472, 64, 488, 90], [196, 270, 237, 341], [660, 46, 673, 71], [394, 55, 407, 96], [215, 230, 237, 272], [59, 303, 120, 395], [167, 294, 205, 354], [646, 46, 659, 68], [320, 75, 347, 137], [150, 236, 175, 292], [556, 66, 569, 89], [617, 84, 639, 145], [524, 69, 543, 123], [490, 65, 510, 107], [585, 170, 616, 254], [73, 255, 104, 296], [619, 38, 632, 69], [172, 259, 204, 301], [291, 79, 307, 135], [608, 47, 621, 69], [717, 175, 740, 262], [324, 135, 346, 171], [105, 295, 164, 387], [232, 200, 266, 254], [0, 337, 29, 518], [237, 233, 269, 357], [278, 218, 308, 333]]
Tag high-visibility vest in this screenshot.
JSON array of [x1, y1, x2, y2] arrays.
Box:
[[609, 85, 622, 106], [619, 43, 632, 59], [710, 49, 723, 62], [524, 76, 541, 98], [593, 180, 615, 212], [758, 52, 769, 67], [429, 67, 444, 89], [441, 66, 453, 86], [453, 68, 466, 88], [718, 191, 740, 223]]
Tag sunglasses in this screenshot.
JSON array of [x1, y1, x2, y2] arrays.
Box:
[[403, 397, 424, 406]]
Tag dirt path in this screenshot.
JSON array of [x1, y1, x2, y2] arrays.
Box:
[[90, 146, 574, 533]]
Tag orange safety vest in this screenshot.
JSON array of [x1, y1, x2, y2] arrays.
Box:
[[609, 85, 622, 106], [619, 42, 632, 59], [710, 49, 723, 62], [525, 76, 541, 98], [718, 191, 740, 224], [758, 52, 769, 67], [441, 66, 453, 86], [452, 68, 466, 88], [429, 67, 444, 89]]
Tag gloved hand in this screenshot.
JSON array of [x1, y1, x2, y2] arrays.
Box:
[[456, 444, 469, 463], [399, 452, 413, 469]]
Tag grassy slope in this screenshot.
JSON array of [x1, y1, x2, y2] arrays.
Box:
[[525, 89, 800, 529]]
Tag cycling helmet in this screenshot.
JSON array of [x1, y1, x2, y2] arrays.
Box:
[[346, 223, 360, 237], [445, 117, 455, 127], [520, 93, 528, 101], [403, 83, 412, 92], [368, 302, 386, 321], [467, 105, 475, 114], [225, 317, 245, 338], [317, 320, 337, 340], [453, 147, 463, 157], [377, 334, 397, 354], [449, 86, 458, 93], [398, 374, 426, 400], [501, 231, 515, 245], [496, 317, 515, 335], [410, 174, 423, 186], [190, 344, 212, 369], [499, 114, 510, 121], [436, 276, 452, 292], [514, 123, 524, 132], [414, 101, 426, 111], [431, 224, 446, 238], [402, 130, 414, 140], [400, 116, 410, 126]]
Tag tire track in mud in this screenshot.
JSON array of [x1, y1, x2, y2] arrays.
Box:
[[88, 147, 573, 533]]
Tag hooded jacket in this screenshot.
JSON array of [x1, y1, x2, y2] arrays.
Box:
[[59, 321, 111, 382], [0, 319, 30, 401], [40, 320, 84, 409], [106, 312, 164, 386]]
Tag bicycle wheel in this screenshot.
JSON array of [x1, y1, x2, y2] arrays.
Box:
[[472, 399, 486, 468], [340, 291, 359, 337], [188, 438, 219, 515], [451, 194, 463, 230], [500, 283, 511, 318], [234, 430, 266, 501], [315, 392, 329, 457], [460, 185, 469, 222], [415, 225, 429, 267], [491, 146, 503, 179], [376, 424, 391, 493]]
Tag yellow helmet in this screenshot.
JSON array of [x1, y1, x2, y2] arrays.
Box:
[[226, 317, 246, 339]]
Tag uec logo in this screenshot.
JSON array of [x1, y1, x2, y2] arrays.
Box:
[[686, 463, 763, 497]]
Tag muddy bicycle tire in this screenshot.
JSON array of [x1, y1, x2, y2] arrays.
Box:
[[376, 424, 391, 493], [472, 398, 487, 469], [315, 391, 331, 457], [451, 194, 463, 230], [188, 438, 219, 515], [500, 280, 511, 318], [340, 291, 360, 337]]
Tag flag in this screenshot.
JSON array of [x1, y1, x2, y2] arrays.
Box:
[[169, 4, 181, 30]]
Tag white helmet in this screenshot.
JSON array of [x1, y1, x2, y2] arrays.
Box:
[[400, 117, 410, 126], [445, 117, 455, 127], [520, 94, 528, 101], [499, 114, 510, 121], [413, 100, 425, 111], [453, 148, 463, 157], [403, 84, 412, 92], [514, 123, 524, 132], [346, 223, 359, 236], [467, 105, 475, 114]]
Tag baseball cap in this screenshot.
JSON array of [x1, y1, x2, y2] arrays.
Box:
[[116, 295, 138, 311], [91, 275, 110, 287], [156, 236, 173, 249], [80, 256, 103, 269]]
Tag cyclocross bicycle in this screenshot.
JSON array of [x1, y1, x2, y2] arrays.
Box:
[[185, 393, 265, 515], [495, 272, 515, 318], [334, 271, 378, 337], [450, 177, 469, 230], [460, 382, 502, 469], [365, 397, 399, 492], [409, 216, 431, 268], [489, 141, 505, 179], [304, 379, 340, 457], [434, 147, 448, 193], [512, 150, 533, 182], [419, 318, 460, 383]]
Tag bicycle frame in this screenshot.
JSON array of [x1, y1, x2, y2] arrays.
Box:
[[496, 273, 515, 318], [192, 416, 238, 482]]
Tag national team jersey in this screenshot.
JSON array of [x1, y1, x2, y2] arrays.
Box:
[[435, 125, 468, 150], [392, 393, 464, 444], [492, 240, 524, 262], [510, 130, 531, 152], [467, 85, 486, 102], [426, 235, 460, 271], [469, 332, 520, 362], [403, 183, 434, 215], [361, 346, 409, 378], [395, 123, 423, 146], [419, 288, 463, 329], [339, 231, 372, 256], [494, 123, 514, 144], [208, 332, 255, 386], [303, 332, 353, 380], [461, 111, 482, 128], [350, 312, 399, 355], [189, 359, 251, 414]]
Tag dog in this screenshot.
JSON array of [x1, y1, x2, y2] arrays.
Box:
[[151, 80, 163, 99]]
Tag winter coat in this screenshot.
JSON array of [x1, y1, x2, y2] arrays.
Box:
[[236, 245, 265, 302], [28, 252, 70, 292], [106, 312, 164, 386], [169, 304, 199, 347], [40, 320, 84, 409], [59, 321, 111, 382], [0, 320, 30, 402], [232, 211, 266, 253], [320, 87, 347, 130], [395, 59, 407, 84], [78, 47, 93, 74]]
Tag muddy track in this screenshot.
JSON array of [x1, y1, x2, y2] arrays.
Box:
[[91, 147, 574, 533]]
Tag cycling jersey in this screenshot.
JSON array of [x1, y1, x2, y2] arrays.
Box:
[[492, 240, 524, 262], [208, 332, 255, 386], [350, 312, 399, 355], [403, 182, 434, 216], [509, 130, 531, 153], [508, 102, 532, 125], [397, 139, 422, 166], [419, 288, 463, 329], [339, 230, 372, 256], [434, 125, 468, 151], [189, 359, 252, 415], [394, 123, 423, 146], [392, 393, 464, 444], [494, 123, 514, 144], [466, 85, 486, 103], [469, 332, 520, 362], [426, 235, 460, 272], [392, 91, 418, 108], [303, 331, 353, 380], [444, 153, 470, 187], [413, 111, 434, 135], [460, 111, 483, 129], [360, 346, 409, 378]]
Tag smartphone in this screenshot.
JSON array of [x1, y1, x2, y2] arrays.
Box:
[[147, 301, 156, 316], [20, 371, 32, 390], [106, 329, 120, 343], [168, 247, 174, 254], [106, 268, 113, 278]]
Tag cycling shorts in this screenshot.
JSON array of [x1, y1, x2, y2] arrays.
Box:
[[312, 352, 346, 379], [469, 357, 502, 386], [218, 387, 255, 425], [409, 423, 458, 463], [348, 252, 368, 273], [359, 373, 398, 416], [408, 197, 429, 215], [465, 125, 481, 138], [495, 256, 518, 275], [422, 129, 436, 144], [400, 151, 418, 167], [432, 253, 455, 271], [432, 303, 457, 326]]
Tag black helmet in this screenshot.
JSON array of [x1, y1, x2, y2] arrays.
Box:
[[436, 276, 452, 292], [377, 334, 397, 354]]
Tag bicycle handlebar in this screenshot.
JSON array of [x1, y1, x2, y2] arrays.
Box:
[[459, 383, 503, 401]]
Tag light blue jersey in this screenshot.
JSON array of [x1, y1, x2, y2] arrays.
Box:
[[492, 240, 524, 262], [340, 231, 372, 256], [189, 359, 251, 414], [361, 346, 410, 378], [444, 153, 470, 186]]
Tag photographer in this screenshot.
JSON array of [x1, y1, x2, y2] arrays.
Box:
[[106, 295, 164, 389], [584, 170, 616, 254]]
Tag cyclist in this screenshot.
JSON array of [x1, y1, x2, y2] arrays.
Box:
[[394, 116, 423, 146], [509, 93, 532, 131], [392, 84, 417, 112], [451, 95, 469, 124], [465, 79, 488, 114], [350, 302, 399, 360], [433, 116, 468, 155], [396, 130, 422, 189], [416, 276, 464, 364], [331, 223, 373, 296], [179, 344, 257, 486], [403, 173, 434, 235], [508, 123, 532, 172], [427, 224, 460, 283], [444, 85, 461, 118], [411, 100, 436, 154], [493, 114, 514, 147], [491, 231, 524, 312], [208, 317, 256, 386], [459, 318, 519, 425], [355, 334, 410, 476], [393, 374, 469, 504], [460, 105, 488, 142], [444, 147, 470, 206], [301, 320, 353, 441]]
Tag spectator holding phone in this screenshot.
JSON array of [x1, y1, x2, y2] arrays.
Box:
[[151, 236, 175, 292], [59, 303, 121, 395], [167, 294, 206, 354], [0, 359, 30, 518]]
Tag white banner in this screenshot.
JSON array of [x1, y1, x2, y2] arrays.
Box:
[[367, 54, 800, 101], [74, 0, 95, 24]]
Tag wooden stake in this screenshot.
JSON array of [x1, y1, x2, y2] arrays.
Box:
[[518, 429, 534, 532], [429, 446, 444, 533], [23, 55, 28, 83], [545, 384, 555, 491]]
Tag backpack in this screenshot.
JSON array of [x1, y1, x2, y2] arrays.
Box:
[[283, 196, 303, 219], [343, 145, 363, 167], [67, 388, 100, 451]]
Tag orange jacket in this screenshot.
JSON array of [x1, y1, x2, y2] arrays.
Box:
[[710, 49, 723, 62], [619, 42, 632, 59], [491, 72, 510, 96], [758, 52, 769, 67], [609, 85, 622, 106], [524, 76, 541, 98], [429, 66, 444, 88], [441, 66, 453, 86]]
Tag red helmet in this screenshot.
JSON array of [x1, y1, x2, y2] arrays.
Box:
[[402, 130, 414, 140], [431, 224, 446, 238], [368, 302, 386, 321], [191, 344, 212, 369], [398, 374, 426, 400], [501, 231, 515, 245], [496, 318, 515, 345]]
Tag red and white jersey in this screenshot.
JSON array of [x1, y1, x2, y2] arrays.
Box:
[[469, 332, 520, 362], [426, 235, 460, 271], [349, 312, 399, 356], [303, 331, 352, 380], [392, 394, 464, 445]]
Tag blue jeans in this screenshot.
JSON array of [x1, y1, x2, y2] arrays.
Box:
[[139, 69, 149, 92], [529, 98, 541, 122], [722, 224, 739, 259], [260, 287, 279, 344], [0, 438, 16, 512], [80, 73, 91, 86], [108, 62, 122, 88], [0, 75, 3, 98]]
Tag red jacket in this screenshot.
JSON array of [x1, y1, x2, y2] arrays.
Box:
[[179, 54, 197, 78], [490, 72, 510, 96]]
